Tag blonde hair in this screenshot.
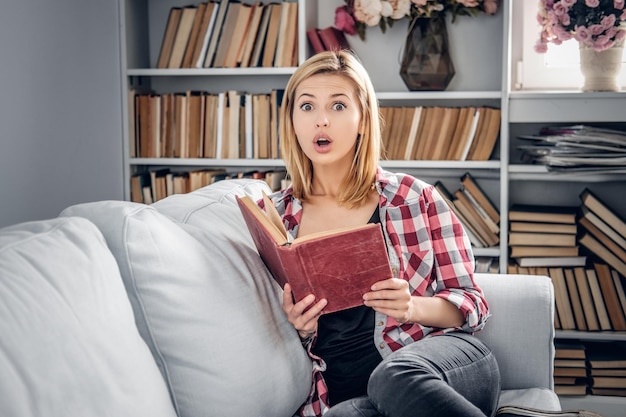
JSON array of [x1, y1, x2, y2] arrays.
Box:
[[279, 50, 382, 208]]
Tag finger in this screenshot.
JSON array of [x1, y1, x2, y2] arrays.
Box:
[[370, 278, 407, 291], [302, 298, 327, 319], [363, 298, 401, 310], [364, 288, 409, 302], [294, 298, 327, 333], [364, 293, 412, 314], [291, 294, 316, 315], [282, 284, 295, 311], [290, 294, 327, 321], [292, 296, 327, 321]]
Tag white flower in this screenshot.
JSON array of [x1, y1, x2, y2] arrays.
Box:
[[340, 0, 500, 40], [354, 0, 384, 27], [383, 0, 413, 19]]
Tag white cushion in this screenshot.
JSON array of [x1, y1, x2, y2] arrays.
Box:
[[498, 388, 561, 411], [61, 179, 311, 417], [0, 217, 176, 417]]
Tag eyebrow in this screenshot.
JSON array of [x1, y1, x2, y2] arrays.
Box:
[[296, 92, 350, 101]]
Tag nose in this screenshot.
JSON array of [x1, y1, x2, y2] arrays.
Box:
[[315, 111, 329, 127]]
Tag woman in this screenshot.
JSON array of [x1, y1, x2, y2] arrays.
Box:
[[265, 50, 500, 417]]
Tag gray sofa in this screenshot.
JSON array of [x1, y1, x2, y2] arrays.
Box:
[[0, 178, 561, 417]]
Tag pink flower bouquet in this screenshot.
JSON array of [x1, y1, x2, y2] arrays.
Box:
[[536, 0, 626, 52]]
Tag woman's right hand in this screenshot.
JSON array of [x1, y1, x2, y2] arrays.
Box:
[[282, 283, 327, 339]]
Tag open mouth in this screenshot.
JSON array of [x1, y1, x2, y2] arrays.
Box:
[[314, 133, 332, 147]]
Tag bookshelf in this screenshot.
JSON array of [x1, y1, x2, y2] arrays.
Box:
[[119, 0, 626, 264], [119, 3, 626, 413], [120, 0, 507, 263]]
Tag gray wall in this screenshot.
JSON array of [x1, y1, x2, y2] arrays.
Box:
[[0, 0, 124, 228]]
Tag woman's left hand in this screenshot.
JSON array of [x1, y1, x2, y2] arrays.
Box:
[[363, 278, 414, 323]]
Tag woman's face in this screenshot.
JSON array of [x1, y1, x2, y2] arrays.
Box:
[[292, 73, 362, 171]]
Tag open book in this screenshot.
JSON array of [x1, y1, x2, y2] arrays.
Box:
[[236, 193, 393, 314]]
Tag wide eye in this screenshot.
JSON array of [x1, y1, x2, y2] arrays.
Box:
[[332, 102, 346, 111], [299, 102, 313, 111]]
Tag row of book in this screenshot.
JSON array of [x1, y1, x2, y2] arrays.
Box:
[[380, 106, 501, 161], [131, 90, 503, 163], [435, 173, 500, 248], [130, 168, 289, 204], [555, 340, 626, 397], [517, 124, 626, 175], [130, 89, 284, 160], [157, 1, 298, 69], [551, 264, 625, 332]]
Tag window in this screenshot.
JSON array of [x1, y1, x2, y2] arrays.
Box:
[[515, 2, 626, 91]]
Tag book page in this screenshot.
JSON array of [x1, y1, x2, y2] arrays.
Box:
[[262, 192, 289, 243], [237, 194, 287, 245], [292, 222, 380, 245]]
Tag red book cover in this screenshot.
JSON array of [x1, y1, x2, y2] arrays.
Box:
[[236, 193, 392, 314], [306, 27, 325, 54], [317, 26, 351, 52]]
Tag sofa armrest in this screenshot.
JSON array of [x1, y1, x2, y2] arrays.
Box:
[[474, 273, 555, 391]]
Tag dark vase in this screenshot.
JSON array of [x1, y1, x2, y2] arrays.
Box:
[[399, 16, 455, 91]]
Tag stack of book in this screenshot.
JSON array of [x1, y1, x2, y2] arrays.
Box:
[[577, 188, 626, 279], [157, 1, 299, 69], [434, 173, 500, 251], [554, 341, 588, 396], [516, 124, 626, 175], [508, 204, 582, 269], [553, 340, 626, 397], [378, 106, 501, 161], [587, 341, 626, 397]]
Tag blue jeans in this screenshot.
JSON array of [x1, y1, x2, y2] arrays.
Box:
[[324, 332, 500, 417]]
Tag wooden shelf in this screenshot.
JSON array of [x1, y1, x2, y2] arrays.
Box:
[[508, 165, 626, 182], [555, 331, 626, 342], [127, 67, 296, 76]]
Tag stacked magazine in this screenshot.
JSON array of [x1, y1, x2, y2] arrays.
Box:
[[517, 125, 626, 174]]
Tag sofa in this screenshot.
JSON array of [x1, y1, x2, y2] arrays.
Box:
[[0, 178, 561, 417]]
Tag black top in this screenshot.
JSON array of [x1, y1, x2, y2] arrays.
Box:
[[310, 208, 383, 406]]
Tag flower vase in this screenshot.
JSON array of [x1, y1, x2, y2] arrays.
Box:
[[579, 40, 624, 92], [399, 16, 455, 91]]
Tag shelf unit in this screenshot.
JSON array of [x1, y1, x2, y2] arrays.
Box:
[[119, 2, 625, 413], [119, 0, 626, 267]]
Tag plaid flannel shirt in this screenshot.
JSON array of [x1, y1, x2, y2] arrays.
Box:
[[267, 168, 490, 417]]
